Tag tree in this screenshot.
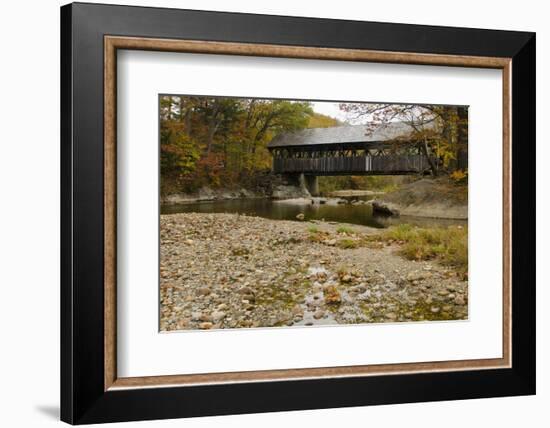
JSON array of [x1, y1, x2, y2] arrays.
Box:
[[339, 103, 468, 176], [308, 112, 341, 128], [159, 96, 314, 194]]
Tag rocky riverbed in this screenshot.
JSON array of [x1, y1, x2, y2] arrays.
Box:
[[160, 213, 468, 331]]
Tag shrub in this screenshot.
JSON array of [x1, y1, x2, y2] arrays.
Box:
[[450, 169, 468, 184]]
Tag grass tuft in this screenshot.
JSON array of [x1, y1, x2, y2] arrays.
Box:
[[336, 225, 354, 234], [337, 238, 360, 249], [367, 224, 468, 277]]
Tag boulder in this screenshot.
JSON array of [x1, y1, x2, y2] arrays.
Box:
[[372, 200, 400, 216], [271, 184, 311, 199]]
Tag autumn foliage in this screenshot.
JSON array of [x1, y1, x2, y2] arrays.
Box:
[[160, 96, 315, 194], [339, 103, 468, 176]]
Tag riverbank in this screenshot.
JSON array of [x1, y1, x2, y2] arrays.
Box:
[[160, 213, 468, 331], [372, 178, 468, 219], [162, 173, 310, 205], [327, 189, 385, 197], [162, 187, 262, 205]]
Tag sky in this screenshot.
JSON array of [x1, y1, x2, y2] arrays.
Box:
[[311, 101, 376, 125], [311, 101, 350, 123]]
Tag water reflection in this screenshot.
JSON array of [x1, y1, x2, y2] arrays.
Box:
[[161, 198, 466, 229]]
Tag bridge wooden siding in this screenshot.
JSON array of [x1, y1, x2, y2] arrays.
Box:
[[267, 123, 438, 176], [272, 154, 430, 175]]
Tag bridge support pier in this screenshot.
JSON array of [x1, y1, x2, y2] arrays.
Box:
[[304, 174, 319, 197]]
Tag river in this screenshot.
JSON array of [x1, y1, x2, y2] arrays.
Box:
[[161, 197, 466, 229]]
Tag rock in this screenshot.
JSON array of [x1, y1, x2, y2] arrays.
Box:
[[313, 310, 325, 319], [353, 285, 367, 293], [199, 314, 213, 322], [430, 306, 440, 314], [291, 305, 304, 316], [197, 287, 211, 296], [272, 184, 310, 199], [385, 312, 397, 320], [296, 213, 305, 220], [212, 311, 226, 322], [372, 200, 400, 216], [198, 187, 215, 200], [176, 319, 190, 329], [407, 271, 427, 282], [243, 294, 256, 303], [239, 188, 256, 198], [341, 274, 353, 283], [198, 322, 213, 329], [454, 295, 466, 305]]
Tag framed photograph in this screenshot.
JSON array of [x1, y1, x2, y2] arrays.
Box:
[[60, 2, 535, 424]]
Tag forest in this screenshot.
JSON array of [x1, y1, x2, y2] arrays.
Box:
[[160, 96, 468, 196]]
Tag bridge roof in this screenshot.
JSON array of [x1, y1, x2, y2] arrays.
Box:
[[268, 122, 419, 149]]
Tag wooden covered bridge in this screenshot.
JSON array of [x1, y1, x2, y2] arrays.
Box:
[[267, 123, 435, 195]]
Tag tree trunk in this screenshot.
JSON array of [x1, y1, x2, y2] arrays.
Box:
[[206, 125, 216, 154], [457, 106, 468, 170], [421, 139, 438, 177], [206, 106, 220, 154], [184, 110, 192, 136]]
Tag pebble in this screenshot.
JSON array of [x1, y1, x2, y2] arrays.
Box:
[[313, 310, 325, 319], [199, 322, 213, 329], [212, 311, 226, 321], [159, 213, 468, 331], [454, 295, 466, 305]]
